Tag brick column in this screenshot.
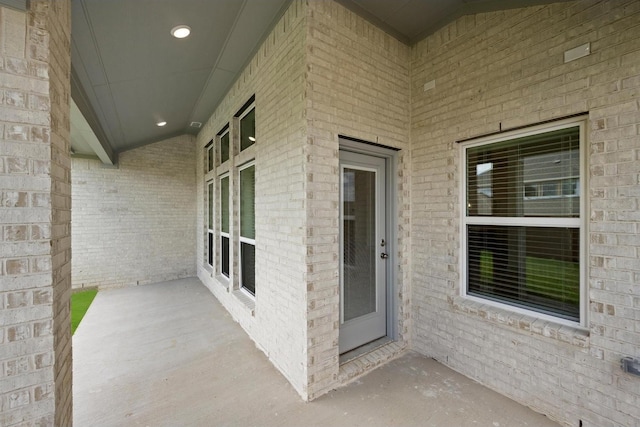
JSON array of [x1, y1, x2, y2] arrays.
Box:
[[0, 1, 72, 426]]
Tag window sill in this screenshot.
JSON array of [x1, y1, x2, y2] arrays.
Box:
[[217, 161, 230, 175], [449, 296, 589, 348], [233, 289, 255, 316], [216, 274, 230, 291]]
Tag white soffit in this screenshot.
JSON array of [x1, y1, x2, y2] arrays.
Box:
[[70, 99, 114, 165]]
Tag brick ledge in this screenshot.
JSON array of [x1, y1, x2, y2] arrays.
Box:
[[449, 296, 590, 348], [232, 289, 256, 316], [338, 341, 407, 385]]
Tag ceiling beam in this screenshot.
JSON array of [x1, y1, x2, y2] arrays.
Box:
[[70, 66, 117, 165]]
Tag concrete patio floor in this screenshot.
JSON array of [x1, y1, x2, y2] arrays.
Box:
[[73, 278, 561, 427]]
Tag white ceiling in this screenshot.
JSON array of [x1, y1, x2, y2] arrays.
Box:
[[69, 0, 569, 164]]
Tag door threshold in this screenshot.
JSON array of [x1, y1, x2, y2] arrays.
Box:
[[338, 339, 406, 385], [339, 337, 393, 365]]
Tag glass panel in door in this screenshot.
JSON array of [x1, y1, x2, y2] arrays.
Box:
[[343, 168, 376, 321]]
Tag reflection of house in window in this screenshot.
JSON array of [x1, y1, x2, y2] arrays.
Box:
[[475, 163, 493, 215], [474, 149, 579, 217], [522, 149, 579, 217]]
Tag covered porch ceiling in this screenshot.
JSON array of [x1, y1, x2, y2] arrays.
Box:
[[67, 0, 569, 164]]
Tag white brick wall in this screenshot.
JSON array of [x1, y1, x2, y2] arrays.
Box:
[[0, 1, 73, 425], [304, 1, 412, 399], [196, 0, 309, 398], [411, 2, 640, 426], [71, 134, 196, 290], [196, 0, 412, 400]]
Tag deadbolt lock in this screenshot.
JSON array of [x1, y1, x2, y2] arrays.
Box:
[[380, 252, 388, 259]]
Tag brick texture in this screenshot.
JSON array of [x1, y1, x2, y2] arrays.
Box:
[[196, 0, 309, 397], [0, 1, 72, 426], [304, 1, 411, 399], [411, 2, 640, 426], [197, 0, 412, 401], [71, 135, 196, 290]]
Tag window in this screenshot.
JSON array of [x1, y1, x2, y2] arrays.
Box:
[[239, 107, 255, 151], [239, 163, 255, 295], [207, 140, 214, 172], [236, 95, 255, 152], [207, 181, 214, 267], [219, 125, 230, 164], [219, 174, 230, 278], [462, 119, 584, 322]]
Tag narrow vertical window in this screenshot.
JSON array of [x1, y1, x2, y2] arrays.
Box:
[[239, 107, 255, 151], [239, 163, 255, 295], [219, 174, 230, 278], [235, 96, 256, 152], [221, 129, 230, 163], [207, 140, 214, 172], [218, 124, 230, 164], [207, 181, 214, 267]]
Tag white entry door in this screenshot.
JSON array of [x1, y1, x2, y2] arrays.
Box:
[[339, 150, 388, 353]]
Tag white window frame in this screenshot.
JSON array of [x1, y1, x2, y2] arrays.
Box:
[[219, 173, 230, 278], [238, 161, 256, 297], [460, 117, 587, 327]]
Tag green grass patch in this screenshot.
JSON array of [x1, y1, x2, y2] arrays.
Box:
[[479, 251, 579, 304], [526, 256, 579, 304], [71, 289, 98, 335]]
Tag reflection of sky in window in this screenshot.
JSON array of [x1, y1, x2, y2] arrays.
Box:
[[476, 163, 492, 175], [343, 171, 355, 202], [476, 163, 492, 197]]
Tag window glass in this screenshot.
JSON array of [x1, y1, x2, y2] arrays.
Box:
[[240, 108, 255, 151], [464, 123, 582, 322], [220, 176, 229, 233], [240, 165, 255, 239], [207, 145, 214, 172], [221, 131, 230, 163], [241, 243, 255, 294], [207, 182, 214, 267], [467, 225, 580, 320], [208, 232, 213, 267], [208, 182, 214, 230], [467, 127, 580, 218], [221, 236, 230, 278], [240, 164, 255, 294]]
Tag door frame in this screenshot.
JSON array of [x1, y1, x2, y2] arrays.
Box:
[[338, 135, 399, 346]]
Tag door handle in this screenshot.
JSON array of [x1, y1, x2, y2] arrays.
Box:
[[380, 252, 388, 259]]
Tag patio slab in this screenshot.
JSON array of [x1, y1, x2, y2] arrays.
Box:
[[73, 278, 561, 427]]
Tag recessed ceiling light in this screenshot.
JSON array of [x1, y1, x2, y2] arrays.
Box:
[[157, 121, 167, 127], [248, 136, 256, 142], [171, 25, 191, 39]]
